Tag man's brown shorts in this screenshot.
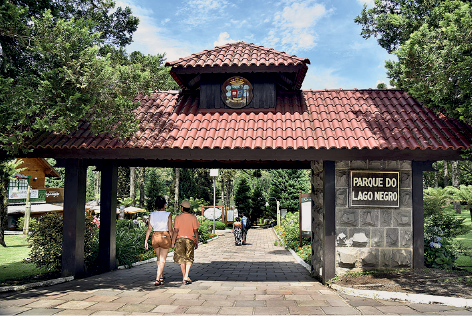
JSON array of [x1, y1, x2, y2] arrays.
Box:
[[173, 238, 195, 264], [151, 231, 172, 250]]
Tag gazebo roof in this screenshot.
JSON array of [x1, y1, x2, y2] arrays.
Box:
[[165, 42, 310, 90], [25, 89, 472, 165]]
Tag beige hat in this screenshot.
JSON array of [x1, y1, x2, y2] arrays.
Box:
[[180, 200, 191, 208]]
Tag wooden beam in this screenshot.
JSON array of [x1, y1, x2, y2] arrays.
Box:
[[99, 163, 118, 272], [62, 159, 87, 277], [29, 148, 467, 163], [323, 161, 336, 283]]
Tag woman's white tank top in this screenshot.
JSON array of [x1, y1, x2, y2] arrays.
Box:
[[150, 211, 170, 232]]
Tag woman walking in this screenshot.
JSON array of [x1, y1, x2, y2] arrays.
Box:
[[145, 196, 173, 286], [232, 217, 242, 246]]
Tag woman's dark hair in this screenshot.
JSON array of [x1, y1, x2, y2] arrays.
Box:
[[155, 196, 167, 209], [235, 217, 241, 222]]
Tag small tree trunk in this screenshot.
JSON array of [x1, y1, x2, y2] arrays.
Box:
[[443, 160, 449, 187], [0, 177, 8, 247], [130, 167, 136, 206], [452, 161, 461, 214], [23, 185, 31, 235], [139, 167, 145, 207], [174, 168, 180, 213], [95, 170, 100, 203]]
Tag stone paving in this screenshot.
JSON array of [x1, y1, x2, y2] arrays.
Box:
[[1, 228, 472, 315]]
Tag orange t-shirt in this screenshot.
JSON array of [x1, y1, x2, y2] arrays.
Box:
[[174, 213, 200, 241]]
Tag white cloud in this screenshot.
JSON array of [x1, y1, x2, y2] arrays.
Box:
[[117, 1, 191, 62], [214, 32, 237, 47], [356, 0, 375, 7], [302, 68, 342, 90], [266, 2, 330, 53], [177, 0, 230, 27]]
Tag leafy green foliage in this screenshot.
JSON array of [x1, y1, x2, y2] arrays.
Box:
[[28, 214, 98, 272], [251, 184, 265, 220], [268, 169, 310, 215], [275, 212, 311, 264], [235, 177, 252, 216], [145, 168, 166, 211], [115, 220, 148, 268], [356, 0, 472, 127], [423, 187, 451, 216], [424, 209, 471, 269]]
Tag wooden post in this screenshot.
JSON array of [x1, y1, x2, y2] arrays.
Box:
[[412, 161, 425, 269], [323, 161, 336, 283], [23, 182, 31, 235], [99, 163, 118, 272], [62, 159, 87, 278]]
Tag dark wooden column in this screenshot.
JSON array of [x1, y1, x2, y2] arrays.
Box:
[[99, 163, 118, 272], [323, 161, 336, 282], [62, 159, 87, 277], [412, 161, 425, 269]]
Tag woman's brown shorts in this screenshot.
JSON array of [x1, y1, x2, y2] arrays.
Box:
[[151, 231, 172, 250], [173, 238, 195, 264]]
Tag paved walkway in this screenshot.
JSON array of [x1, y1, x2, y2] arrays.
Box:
[[1, 228, 471, 315]]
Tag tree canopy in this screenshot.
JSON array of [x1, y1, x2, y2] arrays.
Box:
[[355, 0, 472, 126], [0, 0, 178, 156]]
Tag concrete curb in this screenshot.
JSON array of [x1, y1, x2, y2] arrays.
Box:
[[0, 276, 74, 293], [272, 227, 471, 308], [329, 283, 472, 308], [272, 227, 311, 273]]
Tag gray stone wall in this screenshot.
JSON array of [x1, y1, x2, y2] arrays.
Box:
[[334, 160, 413, 275], [311, 161, 324, 279]]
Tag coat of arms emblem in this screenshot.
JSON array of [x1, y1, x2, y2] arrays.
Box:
[[221, 76, 253, 108]]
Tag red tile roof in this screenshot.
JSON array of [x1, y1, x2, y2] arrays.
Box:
[[27, 89, 472, 156], [166, 42, 310, 90]]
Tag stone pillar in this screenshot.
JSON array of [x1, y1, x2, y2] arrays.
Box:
[[62, 159, 87, 277], [334, 161, 413, 275], [310, 161, 336, 283]]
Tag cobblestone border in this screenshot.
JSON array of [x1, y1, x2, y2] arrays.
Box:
[[0, 276, 74, 293], [330, 283, 472, 308]]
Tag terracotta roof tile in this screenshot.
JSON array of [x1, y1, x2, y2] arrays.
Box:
[[27, 89, 472, 153]]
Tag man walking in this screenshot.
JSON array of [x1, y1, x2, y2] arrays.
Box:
[[172, 200, 199, 284], [241, 212, 250, 245]]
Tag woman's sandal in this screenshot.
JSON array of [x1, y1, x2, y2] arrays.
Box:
[[183, 278, 192, 285], [154, 280, 162, 286]]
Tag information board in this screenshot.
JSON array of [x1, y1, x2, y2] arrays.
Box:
[[350, 171, 400, 208]]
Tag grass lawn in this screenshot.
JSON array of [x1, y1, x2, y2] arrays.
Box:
[[0, 234, 51, 285], [452, 209, 472, 272]]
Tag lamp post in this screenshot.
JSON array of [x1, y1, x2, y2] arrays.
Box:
[[210, 169, 219, 234], [267, 197, 280, 226]]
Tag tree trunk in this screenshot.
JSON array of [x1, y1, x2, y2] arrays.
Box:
[[443, 160, 449, 187], [452, 161, 461, 214], [139, 167, 145, 207], [0, 177, 8, 247], [95, 170, 100, 203], [130, 167, 136, 206], [174, 168, 180, 213]]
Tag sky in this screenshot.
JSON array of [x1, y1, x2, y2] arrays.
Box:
[[118, 0, 394, 90]]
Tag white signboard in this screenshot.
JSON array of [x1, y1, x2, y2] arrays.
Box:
[[226, 210, 234, 222], [204, 207, 222, 220], [9, 189, 38, 199], [301, 200, 311, 232]]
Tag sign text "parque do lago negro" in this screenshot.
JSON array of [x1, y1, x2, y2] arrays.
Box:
[[350, 171, 400, 208]]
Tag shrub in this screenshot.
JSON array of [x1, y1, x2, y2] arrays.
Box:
[[425, 212, 470, 239], [115, 219, 149, 268], [214, 221, 226, 230], [279, 212, 310, 249], [423, 212, 471, 270], [16, 216, 38, 232], [197, 218, 211, 243], [28, 214, 97, 272], [424, 187, 450, 216]]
